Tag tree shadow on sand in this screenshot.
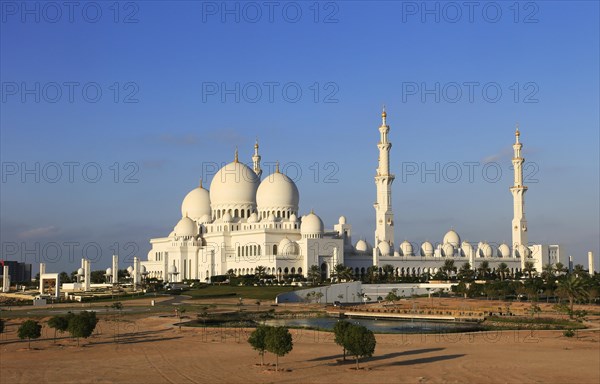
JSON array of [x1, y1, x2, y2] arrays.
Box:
[[376, 353, 466, 367]]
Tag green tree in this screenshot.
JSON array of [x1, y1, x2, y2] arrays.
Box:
[[441, 259, 457, 280], [458, 262, 475, 281], [554, 262, 566, 276], [307, 265, 321, 285], [58, 271, 72, 284], [382, 264, 395, 282], [18, 320, 42, 349], [254, 266, 267, 281], [523, 261, 536, 278], [343, 324, 376, 370], [47, 315, 69, 343], [497, 262, 509, 281], [265, 326, 293, 372], [248, 325, 270, 366], [556, 275, 589, 318], [68, 311, 99, 346], [477, 261, 491, 279], [385, 288, 400, 303], [333, 321, 352, 361]]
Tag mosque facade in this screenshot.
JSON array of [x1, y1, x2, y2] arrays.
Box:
[[141, 110, 562, 282]]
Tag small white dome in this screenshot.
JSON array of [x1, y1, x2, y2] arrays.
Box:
[[174, 215, 196, 237], [140, 265, 147, 274], [393, 251, 400, 257], [247, 212, 259, 223], [443, 230, 461, 247], [222, 212, 233, 223], [77, 268, 84, 276], [209, 160, 259, 210], [478, 242, 493, 258], [338, 216, 346, 225], [517, 244, 531, 258], [442, 243, 455, 257], [289, 213, 298, 222], [105, 268, 112, 276], [301, 211, 324, 235], [199, 214, 212, 224], [498, 244, 510, 258], [127, 266, 134, 275], [256, 171, 299, 211], [181, 184, 211, 219], [168, 264, 178, 274], [378, 241, 391, 256], [421, 241, 434, 257], [461, 241, 473, 257], [278, 238, 299, 255], [355, 240, 371, 253], [400, 240, 413, 256]]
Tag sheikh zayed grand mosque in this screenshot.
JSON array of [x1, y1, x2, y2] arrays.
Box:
[[140, 110, 563, 282]]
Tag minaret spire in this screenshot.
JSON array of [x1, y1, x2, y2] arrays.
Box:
[[252, 138, 262, 178], [234, 147, 239, 163], [510, 123, 528, 263], [374, 107, 395, 253]]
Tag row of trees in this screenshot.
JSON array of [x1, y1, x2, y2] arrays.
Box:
[[16, 311, 99, 348], [247, 325, 293, 371], [248, 322, 377, 371]]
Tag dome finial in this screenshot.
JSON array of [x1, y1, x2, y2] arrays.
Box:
[[254, 137, 259, 149], [515, 122, 520, 143], [199, 178, 203, 188], [234, 146, 239, 163], [381, 104, 387, 124], [275, 161, 280, 173]]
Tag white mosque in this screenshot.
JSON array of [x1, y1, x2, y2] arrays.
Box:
[[141, 110, 563, 282]]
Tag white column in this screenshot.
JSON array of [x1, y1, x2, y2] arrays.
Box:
[[112, 254, 119, 284], [2, 266, 9, 292], [84, 259, 91, 291], [589, 251, 595, 274], [511, 126, 528, 258], [39, 263, 46, 295], [133, 257, 140, 289]]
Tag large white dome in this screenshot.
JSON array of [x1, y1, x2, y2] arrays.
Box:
[[278, 238, 299, 255], [256, 171, 299, 212], [209, 160, 259, 211], [443, 230, 461, 247], [181, 183, 211, 219]]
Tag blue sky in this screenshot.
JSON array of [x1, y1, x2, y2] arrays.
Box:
[[1, 1, 598, 273]]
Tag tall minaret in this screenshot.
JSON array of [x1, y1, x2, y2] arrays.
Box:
[[252, 138, 262, 178], [510, 124, 528, 258], [374, 107, 395, 248]]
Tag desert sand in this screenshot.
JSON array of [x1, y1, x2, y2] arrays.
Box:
[[1, 309, 599, 384]]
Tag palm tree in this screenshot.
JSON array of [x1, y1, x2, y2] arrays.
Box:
[[554, 262, 566, 276], [497, 262, 509, 281], [541, 263, 554, 280], [366, 265, 379, 283], [441, 259, 457, 280], [254, 265, 267, 281], [307, 265, 321, 285], [477, 261, 491, 280], [556, 274, 589, 317], [382, 264, 395, 282], [332, 264, 353, 282], [572, 264, 587, 277], [523, 261, 536, 278], [458, 262, 475, 281]]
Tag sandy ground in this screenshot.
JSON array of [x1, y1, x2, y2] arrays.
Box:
[[1, 311, 599, 384]]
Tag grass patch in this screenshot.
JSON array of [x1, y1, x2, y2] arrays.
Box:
[[483, 316, 586, 330], [186, 285, 302, 300]]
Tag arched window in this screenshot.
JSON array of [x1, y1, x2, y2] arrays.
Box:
[[284, 267, 289, 275], [241, 210, 245, 218], [273, 244, 277, 255], [234, 209, 239, 217], [258, 245, 261, 255], [291, 267, 295, 274], [298, 267, 302, 275]]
